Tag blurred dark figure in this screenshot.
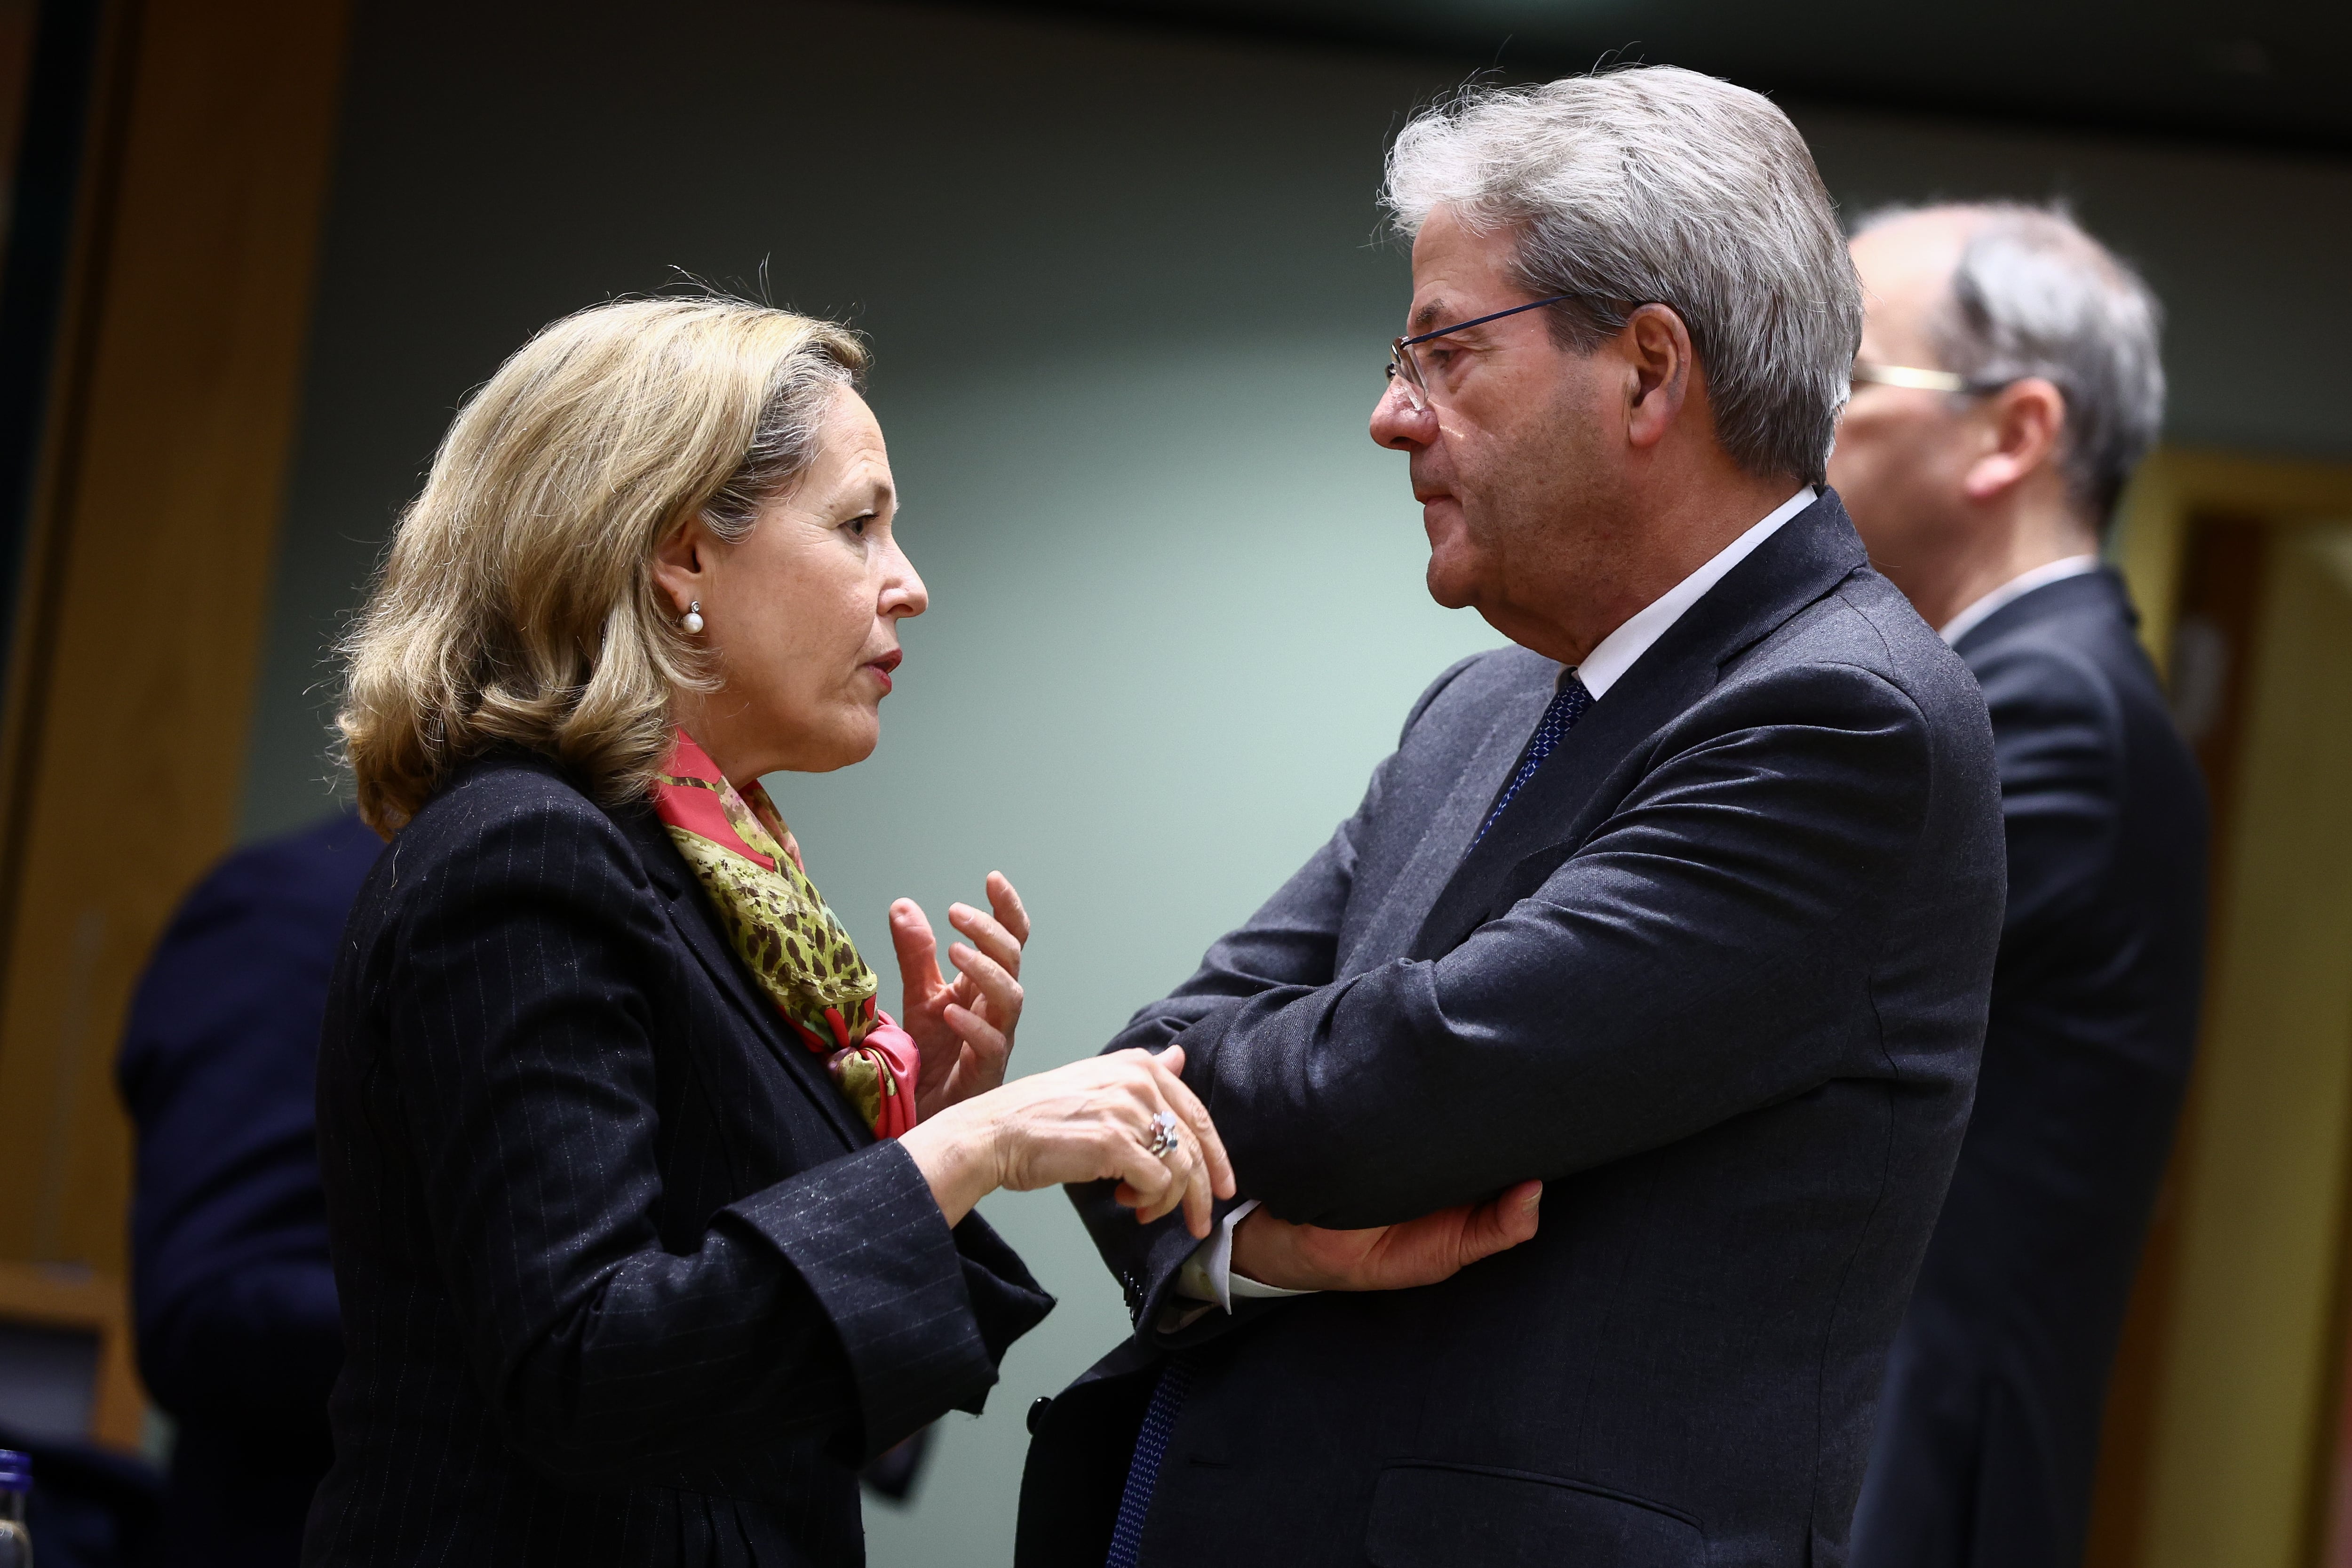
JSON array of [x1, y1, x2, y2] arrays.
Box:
[[1829, 204, 2207, 1568], [116, 813, 380, 1568]]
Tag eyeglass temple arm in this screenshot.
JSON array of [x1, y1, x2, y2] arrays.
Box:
[[1397, 293, 1576, 348], [1851, 361, 2010, 395]]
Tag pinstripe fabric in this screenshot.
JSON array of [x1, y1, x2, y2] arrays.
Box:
[[303, 753, 1053, 1567]]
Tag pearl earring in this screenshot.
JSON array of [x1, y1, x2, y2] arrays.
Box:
[[682, 600, 704, 635]]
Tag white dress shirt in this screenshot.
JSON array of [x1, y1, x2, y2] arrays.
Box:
[[1936, 554, 2100, 646], [1172, 486, 1818, 1320]]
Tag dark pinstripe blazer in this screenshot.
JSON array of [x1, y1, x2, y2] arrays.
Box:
[[303, 752, 1052, 1567]]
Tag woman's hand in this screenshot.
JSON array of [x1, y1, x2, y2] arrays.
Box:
[[1227, 1181, 1542, 1292], [898, 1046, 1238, 1235], [891, 871, 1028, 1120]]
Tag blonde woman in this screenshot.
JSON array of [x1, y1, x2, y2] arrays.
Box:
[[304, 298, 1233, 1565]]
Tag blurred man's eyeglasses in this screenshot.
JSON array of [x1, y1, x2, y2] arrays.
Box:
[[1384, 294, 1573, 413], [1851, 361, 2016, 396]]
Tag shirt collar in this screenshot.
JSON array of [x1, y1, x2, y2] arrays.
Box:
[[1574, 486, 1816, 700], [1937, 554, 2101, 646]]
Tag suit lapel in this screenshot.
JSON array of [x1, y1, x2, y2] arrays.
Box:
[[1339, 669, 1553, 976], [613, 802, 872, 1151], [1409, 494, 1871, 961]]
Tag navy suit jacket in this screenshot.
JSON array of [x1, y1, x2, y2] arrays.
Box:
[[1850, 569, 2208, 1568], [303, 754, 1052, 1567], [1019, 494, 2007, 1568], [118, 811, 381, 1568]]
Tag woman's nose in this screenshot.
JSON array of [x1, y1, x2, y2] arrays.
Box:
[[882, 545, 928, 619]]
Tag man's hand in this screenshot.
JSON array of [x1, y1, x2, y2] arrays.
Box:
[[1228, 1180, 1542, 1292]]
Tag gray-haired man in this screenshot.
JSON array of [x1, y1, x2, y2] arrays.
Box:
[[1832, 206, 2207, 1568], [1019, 68, 2007, 1567]]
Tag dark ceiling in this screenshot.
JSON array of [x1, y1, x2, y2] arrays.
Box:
[[980, 0, 2352, 153]]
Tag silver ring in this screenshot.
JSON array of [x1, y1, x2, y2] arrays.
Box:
[[1145, 1110, 1182, 1160]]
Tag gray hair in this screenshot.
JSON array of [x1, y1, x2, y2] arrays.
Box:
[[1382, 67, 1862, 485], [1857, 202, 2165, 522]]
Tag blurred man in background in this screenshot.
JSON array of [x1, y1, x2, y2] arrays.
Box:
[[117, 812, 379, 1568], [1829, 203, 2208, 1568]]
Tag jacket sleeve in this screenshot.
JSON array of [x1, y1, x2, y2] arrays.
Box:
[[1070, 657, 1483, 1340], [381, 796, 1020, 1476], [1970, 638, 2122, 952], [117, 839, 349, 1434], [1157, 660, 1949, 1231], [1093, 653, 1486, 1059]]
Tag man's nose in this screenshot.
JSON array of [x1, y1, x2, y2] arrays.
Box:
[[1369, 382, 1435, 451]]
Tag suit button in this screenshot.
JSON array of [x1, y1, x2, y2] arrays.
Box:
[[1028, 1396, 1053, 1436]]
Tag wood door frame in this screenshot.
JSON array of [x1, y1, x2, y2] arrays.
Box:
[[2112, 447, 2352, 679], [2090, 446, 2352, 1568], [0, 0, 349, 1449], [0, 1259, 143, 1449]]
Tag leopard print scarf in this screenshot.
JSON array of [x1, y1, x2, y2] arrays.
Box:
[[650, 729, 919, 1138]]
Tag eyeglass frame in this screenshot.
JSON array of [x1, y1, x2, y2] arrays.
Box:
[[1388, 311, 2024, 413], [1850, 361, 2018, 396], [1385, 292, 1641, 412]]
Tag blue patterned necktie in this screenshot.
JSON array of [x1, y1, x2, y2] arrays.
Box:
[[1106, 1357, 1193, 1568], [1475, 671, 1594, 845], [1101, 673, 1593, 1568]]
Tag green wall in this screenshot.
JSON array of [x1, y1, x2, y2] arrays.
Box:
[[243, 3, 2352, 1560]]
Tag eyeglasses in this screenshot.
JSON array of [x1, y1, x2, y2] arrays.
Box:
[[1851, 361, 2016, 396], [1385, 294, 1576, 413]]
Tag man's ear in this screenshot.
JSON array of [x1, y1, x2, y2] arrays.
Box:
[[1962, 377, 2066, 502], [1622, 304, 1694, 452], [650, 515, 713, 615]]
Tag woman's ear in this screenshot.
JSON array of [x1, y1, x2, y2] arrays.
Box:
[[650, 515, 712, 616]]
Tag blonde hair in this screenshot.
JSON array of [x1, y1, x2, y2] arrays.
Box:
[[338, 296, 867, 834]]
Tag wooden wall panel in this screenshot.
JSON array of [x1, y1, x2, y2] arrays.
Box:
[[2088, 451, 2352, 1564], [2141, 525, 2352, 1568], [0, 1258, 145, 1447], [0, 0, 349, 1277]]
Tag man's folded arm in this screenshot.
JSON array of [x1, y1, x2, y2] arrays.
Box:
[[1176, 661, 1951, 1230], [1066, 656, 1490, 1337], [1096, 653, 1483, 1058], [1069, 801, 1372, 1336], [1097, 827, 1359, 1057]]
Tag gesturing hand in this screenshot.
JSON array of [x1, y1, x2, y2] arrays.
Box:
[[1227, 1181, 1543, 1293], [891, 872, 1029, 1121], [898, 1045, 1239, 1236], [984, 1046, 1238, 1236]]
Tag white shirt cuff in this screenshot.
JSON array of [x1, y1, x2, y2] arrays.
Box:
[[1174, 1199, 1317, 1311]]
